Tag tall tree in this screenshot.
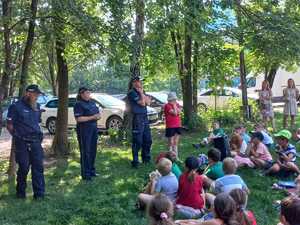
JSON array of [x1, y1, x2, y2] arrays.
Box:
[[18, 0, 39, 97], [51, 38, 69, 156], [1, 0, 12, 98]]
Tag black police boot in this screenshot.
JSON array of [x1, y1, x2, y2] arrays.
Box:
[[16, 193, 26, 199], [33, 194, 44, 200]]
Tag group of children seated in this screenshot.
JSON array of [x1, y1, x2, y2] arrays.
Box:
[[137, 121, 300, 225]]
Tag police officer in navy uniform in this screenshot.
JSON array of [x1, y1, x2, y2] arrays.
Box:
[[74, 87, 101, 180], [127, 77, 152, 168], [7, 84, 45, 199]]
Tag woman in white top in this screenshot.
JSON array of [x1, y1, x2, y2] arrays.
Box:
[[283, 78, 299, 128]]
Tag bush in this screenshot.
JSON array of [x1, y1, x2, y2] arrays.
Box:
[[186, 112, 207, 131], [199, 97, 259, 128]]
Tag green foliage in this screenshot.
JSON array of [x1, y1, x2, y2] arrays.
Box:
[[185, 112, 207, 131], [200, 97, 260, 127]]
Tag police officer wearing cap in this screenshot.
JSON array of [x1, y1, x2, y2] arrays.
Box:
[[127, 77, 152, 168], [74, 87, 101, 180], [7, 84, 45, 199]]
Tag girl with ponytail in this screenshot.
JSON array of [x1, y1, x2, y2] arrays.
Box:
[[229, 189, 257, 225], [148, 194, 176, 225], [176, 156, 205, 219]]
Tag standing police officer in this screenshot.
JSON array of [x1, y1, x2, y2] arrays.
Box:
[[127, 77, 152, 168], [74, 87, 101, 180], [7, 84, 45, 199]]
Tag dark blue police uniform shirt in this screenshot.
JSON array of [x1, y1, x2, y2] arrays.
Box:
[[7, 97, 42, 138], [127, 89, 147, 114], [74, 100, 99, 125]]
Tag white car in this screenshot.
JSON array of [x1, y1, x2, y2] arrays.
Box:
[[41, 93, 159, 134], [197, 87, 258, 110]]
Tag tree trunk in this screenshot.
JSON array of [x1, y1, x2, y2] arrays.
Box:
[[18, 0, 38, 97], [2, 0, 15, 178], [235, 0, 249, 120], [266, 66, 278, 88], [48, 46, 58, 96], [51, 39, 69, 156], [129, 0, 145, 78], [121, 0, 145, 142], [239, 49, 249, 119], [192, 41, 199, 113], [182, 0, 193, 126], [1, 0, 12, 99]]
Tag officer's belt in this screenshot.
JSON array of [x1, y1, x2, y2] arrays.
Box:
[[14, 134, 42, 143]]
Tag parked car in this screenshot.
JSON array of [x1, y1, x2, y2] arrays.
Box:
[[197, 87, 258, 110], [113, 91, 183, 119], [1, 94, 52, 126], [41, 93, 159, 134]]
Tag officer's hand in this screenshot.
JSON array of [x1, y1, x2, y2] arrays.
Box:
[[94, 113, 101, 120], [136, 87, 144, 94]]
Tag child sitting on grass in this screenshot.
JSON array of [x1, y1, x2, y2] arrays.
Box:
[[254, 124, 274, 148], [202, 148, 224, 189], [278, 196, 300, 225], [193, 121, 225, 149], [249, 132, 273, 170], [148, 193, 176, 225], [176, 156, 205, 219], [229, 189, 257, 225], [156, 151, 182, 180], [264, 130, 300, 176], [230, 134, 254, 168], [138, 158, 178, 208], [234, 124, 251, 144], [212, 157, 249, 195], [175, 193, 239, 225]]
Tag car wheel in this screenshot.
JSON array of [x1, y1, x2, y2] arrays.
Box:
[[47, 117, 56, 135], [197, 103, 207, 112], [106, 116, 123, 131]]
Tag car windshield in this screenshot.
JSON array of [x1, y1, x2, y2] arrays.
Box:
[[93, 94, 125, 107], [148, 92, 168, 103]]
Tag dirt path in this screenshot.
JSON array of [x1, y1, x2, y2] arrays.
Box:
[[0, 128, 53, 160]]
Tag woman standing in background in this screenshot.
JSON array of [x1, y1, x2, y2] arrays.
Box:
[[283, 78, 299, 128], [259, 80, 275, 130]]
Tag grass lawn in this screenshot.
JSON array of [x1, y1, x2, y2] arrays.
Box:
[[0, 118, 298, 225]]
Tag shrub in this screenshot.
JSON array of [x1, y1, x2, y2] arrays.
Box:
[[199, 97, 259, 128]]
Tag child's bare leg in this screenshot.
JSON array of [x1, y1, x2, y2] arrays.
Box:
[[265, 163, 280, 175], [286, 162, 300, 174], [291, 115, 296, 129], [205, 193, 216, 209], [250, 157, 266, 169], [283, 115, 288, 128], [201, 175, 213, 189], [168, 137, 173, 151], [138, 193, 154, 208], [173, 134, 180, 158]]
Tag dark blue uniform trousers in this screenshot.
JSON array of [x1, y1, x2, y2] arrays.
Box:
[[77, 124, 98, 179], [132, 114, 152, 166], [14, 137, 45, 197]]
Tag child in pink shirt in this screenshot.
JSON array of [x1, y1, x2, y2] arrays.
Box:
[[250, 132, 273, 169]]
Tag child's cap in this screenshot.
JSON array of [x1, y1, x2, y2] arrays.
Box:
[[167, 92, 177, 101], [274, 130, 292, 140]]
